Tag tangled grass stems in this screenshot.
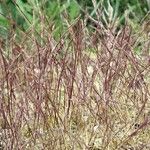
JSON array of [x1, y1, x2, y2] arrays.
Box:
[[0, 15, 150, 149]]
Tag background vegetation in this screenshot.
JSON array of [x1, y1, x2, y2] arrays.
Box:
[[0, 0, 150, 38]]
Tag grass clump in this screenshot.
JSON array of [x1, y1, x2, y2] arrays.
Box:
[[0, 3, 150, 150]]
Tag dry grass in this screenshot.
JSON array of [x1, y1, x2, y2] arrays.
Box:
[[0, 16, 150, 150]]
